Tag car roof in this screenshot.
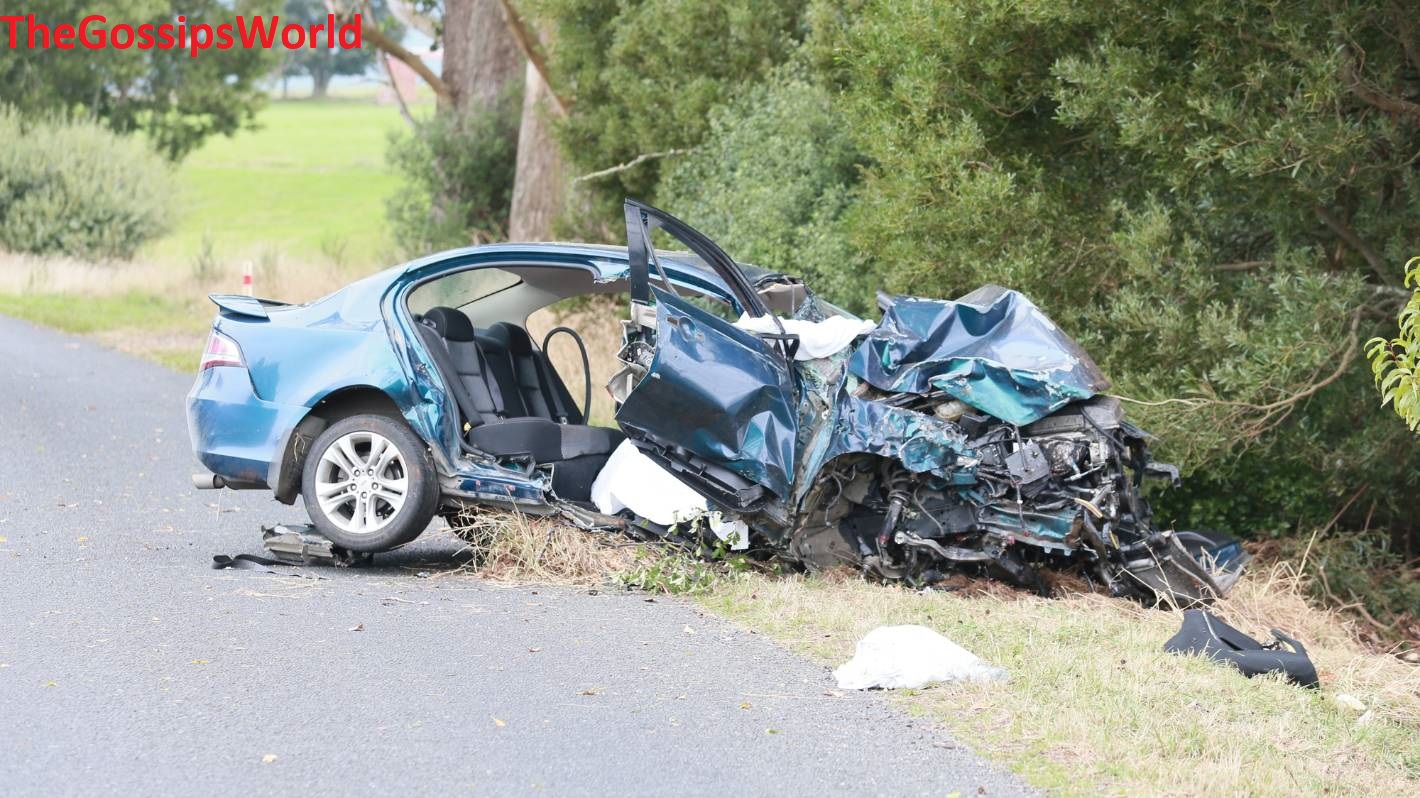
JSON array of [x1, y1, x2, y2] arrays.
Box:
[[399, 242, 786, 286]]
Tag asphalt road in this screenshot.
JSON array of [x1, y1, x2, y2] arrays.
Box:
[[0, 313, 1033, 797]]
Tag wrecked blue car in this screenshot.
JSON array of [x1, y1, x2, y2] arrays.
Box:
[[188, 200, 1244, 603]]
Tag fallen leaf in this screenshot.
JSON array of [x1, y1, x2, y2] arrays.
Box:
[[43, 680, 57, 687], [261, 754, 278, 764], [739, 702, 752, 710], [579, 686, 602, 696], [191, 659, 209, 665], [492, 717, 506, 727], [765, 728, 780, 735]]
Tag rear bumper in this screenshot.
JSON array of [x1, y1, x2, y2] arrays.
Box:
[[186, 367, 309, 487]]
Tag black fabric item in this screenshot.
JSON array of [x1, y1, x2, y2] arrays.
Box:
[[549, 453, 608, 501], [485, 322, 583, 425], [469, 417, 564, 460], [468, 417, 623, 462], [417, 307, 622, 494], [1163, 609, 1319, 688], [490, 322, 571, 423], [475, 325, 537, 418], [424, 306, 476, 341], [421, 308, 507, 420], [417, 323, 490, 428]]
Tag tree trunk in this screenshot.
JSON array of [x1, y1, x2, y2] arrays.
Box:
[[440, 0, 524, 112], [312, 68, 331, 99], [509, 61, 566, 241]]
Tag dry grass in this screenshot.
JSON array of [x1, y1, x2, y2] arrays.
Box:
[[700, 562, 1420, 797], [445, 510, 642, 586], [0, 249, 378, 369], [0, 249, 356, 303]]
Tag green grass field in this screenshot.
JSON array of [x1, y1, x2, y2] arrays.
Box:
[[144, 98, 419, 268], [1, 97, 417, 365]]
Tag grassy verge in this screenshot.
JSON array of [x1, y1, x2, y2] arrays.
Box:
[[700, 571, 1419, 797], [447, 513, 1418, 797], [0, 292, 209, 371]]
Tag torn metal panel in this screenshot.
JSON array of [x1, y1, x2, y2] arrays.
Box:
[[615, 287, 800, 499], [848, 286, 1109, 425]]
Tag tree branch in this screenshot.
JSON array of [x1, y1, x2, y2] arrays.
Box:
[[572, 148, 694, 184], [1315, 204, 1390, 282], [1112, 310, 1363, 442], [1210, 260, 1272, 272], [326, 1, 448, 103], [1342, 54, 1420, 122], [495, 0, 570, 116], [362, 14, 448, 103], [379, 50, 417, 128]]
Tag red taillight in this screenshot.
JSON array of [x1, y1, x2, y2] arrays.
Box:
[[199, 330, 245, 370]]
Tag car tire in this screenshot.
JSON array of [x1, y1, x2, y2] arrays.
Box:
[[301, 413, 439, 552]]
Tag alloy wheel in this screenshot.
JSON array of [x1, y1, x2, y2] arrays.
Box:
[[313, 430, 409, 535]]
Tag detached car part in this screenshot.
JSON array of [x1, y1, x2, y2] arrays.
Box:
[[1164, 609, 1319, 687]]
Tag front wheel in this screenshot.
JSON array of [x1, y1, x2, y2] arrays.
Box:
[[301, 414, 439, 552]]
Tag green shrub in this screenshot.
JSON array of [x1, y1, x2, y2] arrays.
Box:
[[0, 108, 174, 260], [660, 69, 872, 310], [825, 0, 1420, 536], [385, 93, 520, 255], [1368, 257, 1420, 432]]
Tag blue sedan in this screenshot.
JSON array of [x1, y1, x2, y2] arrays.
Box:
[[188, 201, 1241, 603]]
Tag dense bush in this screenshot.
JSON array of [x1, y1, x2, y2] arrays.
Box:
[[826, 0, 1419, 536], [0, 108, 174, 260], [531, 0, 810, 231], [385, 94, 521, 255], [659, 70, 870, 306], [533, 0, 1420, 569]]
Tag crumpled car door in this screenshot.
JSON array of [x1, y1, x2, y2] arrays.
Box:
[[616, 287, 799, 502], [614, 201, 800, 507]]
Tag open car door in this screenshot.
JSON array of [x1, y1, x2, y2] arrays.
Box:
[[612, 200, 800, 511]]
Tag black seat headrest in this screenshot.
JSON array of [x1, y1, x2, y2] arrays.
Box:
[[488, 321, 536, 355], [476, 323, 511, 354], [424, 306, 476, 342]]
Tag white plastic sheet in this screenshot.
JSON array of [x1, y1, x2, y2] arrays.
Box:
[[833, 625, 1007, 689], [734, 314, 876, 361], [590, 439, 749, 549]]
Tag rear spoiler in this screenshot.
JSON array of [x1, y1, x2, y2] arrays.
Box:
[[208, 293, 292, 320]]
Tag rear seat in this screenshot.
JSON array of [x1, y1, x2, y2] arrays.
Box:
[[417, 306, 622, 501]]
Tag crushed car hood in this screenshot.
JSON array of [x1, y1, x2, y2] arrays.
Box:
[[847, 285, 1110, 426]]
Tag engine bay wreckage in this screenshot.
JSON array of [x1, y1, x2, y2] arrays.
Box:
[[602, 201, 1247, 605], [188, 199, 1247, 605]]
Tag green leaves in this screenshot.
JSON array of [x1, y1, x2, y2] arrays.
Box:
[[1368, 257, 1420, 432]]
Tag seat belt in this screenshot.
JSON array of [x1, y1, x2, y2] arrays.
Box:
[[533, 351, 571, 424], [473, 339, 508, 419]]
